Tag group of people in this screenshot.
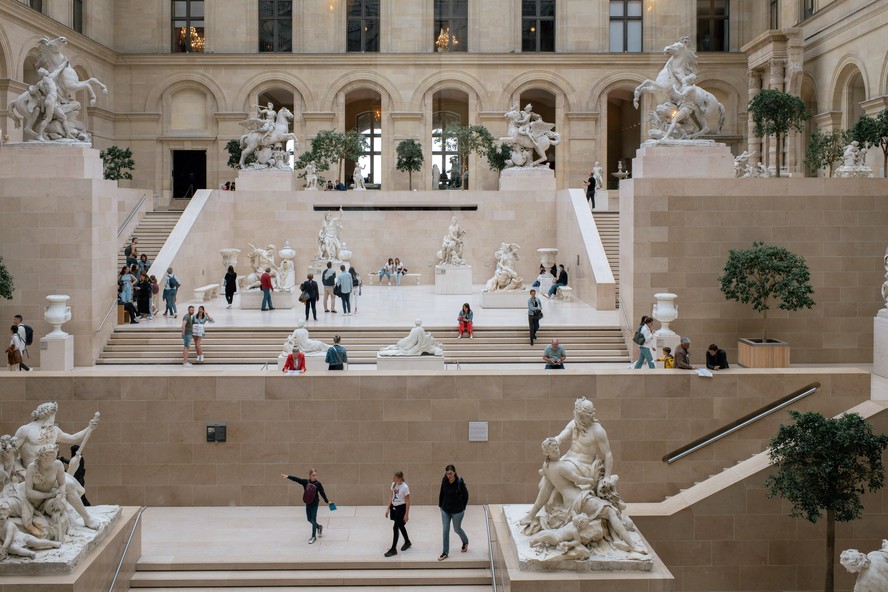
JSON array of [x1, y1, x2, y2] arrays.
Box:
[[377, 258, 407, 285], [280, 466, 469, 561], [632, 315, 729, 371], [298, 263, 361, 319], [180, 304, 214, 366], [282, 334, 348, 374], [530, 263, 569, 299], [6, 315, 31, 371]]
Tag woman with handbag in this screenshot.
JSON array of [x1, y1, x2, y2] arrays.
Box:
[[299, 274, 320, 321], [631, 315, 656, 369], [527, 289, 542, 346], [384, 471, 411, 557], [7, 325, 24, 371], [224, 265, 237, 309]]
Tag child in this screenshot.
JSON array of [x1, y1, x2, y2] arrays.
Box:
[[658, 346, 675, 369]]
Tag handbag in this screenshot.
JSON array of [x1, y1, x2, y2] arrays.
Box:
[[299, 290, 310, 303], [533, 310, 544, 320], [333, 285, 342, 297], [6, 346, 22, 365]]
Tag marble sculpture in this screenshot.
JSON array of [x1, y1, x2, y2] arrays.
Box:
[[283, 320, 329, 356], [303, 161, 319, 190], [243, 243, 281, 291], [379, 319, 443, 356], [592, 161, 604, 190], [841, 540, 888, 592], [634, 36, 725, 141], [881, 246, 888, 310], [437, 217, 468, 266], [315, 209, 345, 263], [238, 102, 297, 170], [353, 163, 366, 190], [499, 103, 561, 167], [6, 37, 107, 143], [517, 397, 650, 567], [484, 242, 524, 292], [835, 140, 874, 178]]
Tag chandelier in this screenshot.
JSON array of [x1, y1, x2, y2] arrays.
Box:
[[435, 27, 459, 52], [179, 26, 205, 53]]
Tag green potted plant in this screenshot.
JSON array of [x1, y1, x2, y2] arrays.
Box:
[[851, 107, 888, 176], [718, 241, 815, 367], [766, 411, 888, 592], [395, 139, 423, 190], [0, 255, 14, 300], [805, 128, 849, 177], [99, 146, 135, 181], [747, 89, 811, 177]]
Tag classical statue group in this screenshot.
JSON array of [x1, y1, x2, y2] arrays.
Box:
[[238, 102, 297, 170]]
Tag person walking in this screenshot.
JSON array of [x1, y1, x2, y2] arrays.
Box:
[[149, 275, 160, 317], [348, 266, 360, 314], [321, 261, 337, 313], [457, 303, 473, 339], [527, 289, 542, 346], [193, 305, 213, 363], [224, 265, 237, 309], [181, 305, 195, 367], [631, 315, 656, 369], [260, 267, 275, 311], [336, 264, 353, 315], [437, 464, 469, 561], [325, 335, 348, 370], [12, 315, 31, 371], [384, 471, 411, 557], [6, 325, 23, 372], [163, 268, 180, 318], [583, 170, 596, 208], [300, 274, 320, 321], [280, 469, 332, 544]]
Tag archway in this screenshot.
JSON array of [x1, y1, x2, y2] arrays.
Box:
[[519, 88, 557, 168], [844, 71, 866, 128], [345, 88, 382, 186], [605, 89, 641, 189], [431, 89, 468, 188]]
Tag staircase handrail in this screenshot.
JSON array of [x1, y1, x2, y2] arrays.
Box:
[[482, 504, 498, 592], [117, 193, 148, 238], [106, 505, 148, 592], [617, 295, 632, 333], [94, 298, 118, 335]]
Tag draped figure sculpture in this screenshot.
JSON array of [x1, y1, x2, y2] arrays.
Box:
[[437, 217, 467, 266], [379, 319, 443, 356], [484, 242, 524, 292], [315, 209, 345, 263], [283, 320, 329, 356]]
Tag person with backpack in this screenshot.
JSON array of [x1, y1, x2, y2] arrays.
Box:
[[437, 464, 469, 561], [7, 325, 24, 372], [124, 237, 138, 268], [280, 469, 332, 544], [163, 268, 181, 318], [13, 315, 32, 371], [631, 315, 656, 369]]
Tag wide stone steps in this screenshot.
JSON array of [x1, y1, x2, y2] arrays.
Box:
[[592, 212, 620, 304], [130, 568, 491, 588], [98, 326, 630, 365], [118, 211, 183, 268]]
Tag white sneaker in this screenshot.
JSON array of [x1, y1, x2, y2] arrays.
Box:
[[457, 334, 462, 339], [308, 536, 316, 544], [470, 335, 474, 339], [183, 362, 193, 367], [198, 355, 204, 362]]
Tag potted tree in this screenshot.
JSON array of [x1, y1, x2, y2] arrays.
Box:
[[0, 255, 14, 300], [747, 89, 811, 177], [718, 241, 815, 367], [805, 128, 849, 177], [765, 411, 888, 592], [851, 107, 888, 176], [395, 139, 423, 190]]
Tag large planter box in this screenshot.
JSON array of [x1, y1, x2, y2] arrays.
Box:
[[737, 338, 790, 368]]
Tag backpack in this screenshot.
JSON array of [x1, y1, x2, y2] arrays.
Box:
[[633, 325, 646, 346], [303, 482, 317, 504], [151, 282, 159, 294], [21, 325, 33, 347], [124, 245, 133, 257], [168, 276, 180, 290]]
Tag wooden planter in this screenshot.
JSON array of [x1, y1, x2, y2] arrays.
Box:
[[737, 338, 790, 368]]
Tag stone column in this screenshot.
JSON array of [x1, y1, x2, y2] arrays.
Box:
[[768, 61, 785, 175], [747, 69, 762, 161]]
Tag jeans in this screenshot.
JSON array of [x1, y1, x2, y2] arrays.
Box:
[[379, 269, 391, 283], [261, 289, 273, 310], [633, 347, 655, 369], [545, 363, 565, 369], [305, 502, 319, 538], [548, 282, 565, 297], [163, 289, 177, 315], [394, 272, 401, 286], [441, 509, 468, 555], [304, 299, 317, 320], [341, 293, 351, 313]]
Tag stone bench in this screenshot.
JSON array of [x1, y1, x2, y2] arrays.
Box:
[[368, 273, 421, 286], [556, 286, 573, 301], [193, 284, 221, 302]]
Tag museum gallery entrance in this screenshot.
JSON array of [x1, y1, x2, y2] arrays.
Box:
[[172, 150, 206, 198]]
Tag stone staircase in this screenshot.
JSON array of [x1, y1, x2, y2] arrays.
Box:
[[97, 326, 630, 365], [129, 559, 493, 591], [118, 211, 183, 269], [592, 212, 620, 305]]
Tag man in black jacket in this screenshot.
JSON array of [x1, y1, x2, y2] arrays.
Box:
[[706, 343, 729, 370]]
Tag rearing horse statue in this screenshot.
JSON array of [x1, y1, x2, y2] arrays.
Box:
[[633, 36, 696, 110], [238, 107, 298, 168], [499, 105, 561, 168], [37, 37, 108, 106]]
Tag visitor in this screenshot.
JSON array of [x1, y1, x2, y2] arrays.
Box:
[[260, 267, 274, 311], [631, 316, 656, 369], [135, 272, 152, 319], [657, 346, 675, 369], [348, 266, 360, 314], [527, 289, 542, 346], [193, 305, 213, 363], [334, 179, 346, 191], [393, 257, 406, 286], [163, 267, 180, 318], [12, 315, 31, 371], [149, 275, 160, 317], [336, 264, 353, 314], [6, 325, 23, 372], [542, 338, 566, 369], [547, 264, 568, 298], [321, 261, 337, 313], [300, 274, 320, 321], [531, 264, 548, 288], [137, 253, 151, 276], [706, 343, 729, 370], [675, 337, 694, 369], [118, 265, 135, 305], [378, 258, 394, 285], [280, 469, 332, 544], [283, 345, 306, 374], [118, 293, 139, 325], [60, 445, 89, 506], [583, 170, 596, 208], [326, 180, 333, 191], [224, 265, 237, 309], [437, 464, 469, 561], [181, 305, 195, 367], [384, 471, 411, 557], [325, 335, 348, 370], [457, 303, 473, 339], [124, 237, 138, 268]]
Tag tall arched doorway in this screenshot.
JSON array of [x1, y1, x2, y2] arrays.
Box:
[[605, 89, 641, 189], [345, 89, 382, 186], [431, 89, 468, 188]]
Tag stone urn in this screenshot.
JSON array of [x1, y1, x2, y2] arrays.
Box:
[[339, 242, 353, 265], [651, 293, 678, 335], [537, 248, 559, 269], [278, 241, 297, 291], [219, 248, 241, 270], [44, 294, 72, 338]]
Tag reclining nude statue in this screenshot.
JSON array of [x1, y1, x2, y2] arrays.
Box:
[[379, 319, 443, 356]]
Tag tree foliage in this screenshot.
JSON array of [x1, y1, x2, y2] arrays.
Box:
[[224, 139, 255, 170], [747, 90, 812, 177], [718, 242, 815, 340], [395, 139, 424, 190], [0, 255, 14, 300], [310, 129, 368, 184], [294, 149, 331, 186], [805, 129, 849, 177], [433, 124, 494, 190], [485, 142, 512, 173], [851, 108, 888, 175], [99, 146, 135, 181], [765, 411, 888, 592]]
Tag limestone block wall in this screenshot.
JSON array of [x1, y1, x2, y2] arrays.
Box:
[[0, 368, 869, 508], [621, 177, 888, 365]]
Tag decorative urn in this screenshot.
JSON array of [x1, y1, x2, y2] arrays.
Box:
[[44, 294, 72, 338], [651, 293, 678, 335]]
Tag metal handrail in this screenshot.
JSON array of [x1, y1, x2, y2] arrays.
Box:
[[94, 298, 119, 334], [117, 193, 148, 237], [482, 504, 498, 592], [617, 295, 632, 332], [107, 505, 148, 592]]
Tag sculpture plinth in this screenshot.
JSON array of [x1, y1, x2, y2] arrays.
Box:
[[500, 167, 556, 191], [235, 170, 297, 191], [632, 141, 734, 179], [434, 265, 473, 295]]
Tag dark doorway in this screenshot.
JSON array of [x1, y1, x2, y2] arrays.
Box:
[[172, 150, 206, 198]]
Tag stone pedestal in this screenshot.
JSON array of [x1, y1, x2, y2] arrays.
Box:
[[499, 167, 556, 191], [632, 140, 735, 179], [538, 276, 554, 295], [0, 143, 103, 179], [240, 289, 297, 309], [376, 353, 445, 370], [276, 353, 330, 372], [235, 169, 297, 191], [591, 189, 611, 211], [481, 289, 530, 309], [873, 314, 888, 380], [434, 265, 473, 295], [39, 335, 74, 371]]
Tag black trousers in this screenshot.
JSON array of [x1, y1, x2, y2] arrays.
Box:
[[304, 299, 317, 320], [528, 315, 540, 344], [390, 504, 409, 549], [225, 290, 235, 305]]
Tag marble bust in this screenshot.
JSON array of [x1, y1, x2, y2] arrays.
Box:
[[379, 319, 443, 356], [437, 217, 467, 266], [484, 242, 524, 292], [842, 540, 888, 592]]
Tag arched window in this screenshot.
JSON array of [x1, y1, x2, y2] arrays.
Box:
[[432, 111, 461, 183], [357, 110, 382, 184]]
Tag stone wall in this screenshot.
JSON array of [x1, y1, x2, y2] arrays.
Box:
[[0, 368, 869, 508]]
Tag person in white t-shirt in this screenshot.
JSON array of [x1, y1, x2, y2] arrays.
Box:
[[383, 471, 411, 557]]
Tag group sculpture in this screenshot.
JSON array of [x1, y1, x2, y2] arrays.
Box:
[[242, 243, 283, 292], [499, 103, 561, 168], [835, 140, 874, 178], [0, 403, 103, 562], [733, 150, 771, 178], [437, 217, 468, 266], [238, 101, 297, 170], [633, 36, 725, 141], [484, 242, 524, 292], [378, 319, 443, 356], [513, 398, 650, 569], [7, 37, 107, 143]]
